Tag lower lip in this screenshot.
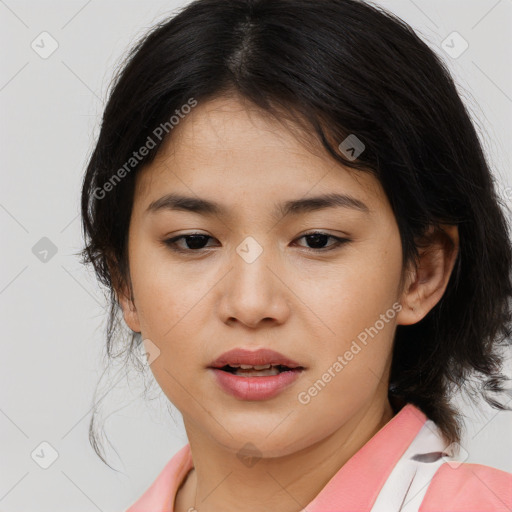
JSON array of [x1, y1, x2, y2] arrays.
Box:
[[209, 368, 304, 400]]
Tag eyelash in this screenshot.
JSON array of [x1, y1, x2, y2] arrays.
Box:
[[162, 231, 350, 254]]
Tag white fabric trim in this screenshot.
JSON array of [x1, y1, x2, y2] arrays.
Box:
[[370, 420, 450, 512]]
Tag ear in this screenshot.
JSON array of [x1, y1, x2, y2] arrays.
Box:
[[117, 286, 142, 333], [109, 261, 141, 333], [396, 224, 459, 325]]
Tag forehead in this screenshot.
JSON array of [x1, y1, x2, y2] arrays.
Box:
[[132, 96, 385, 214]]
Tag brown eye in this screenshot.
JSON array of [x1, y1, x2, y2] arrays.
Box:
[[164, 234, 217, 252], [295, 232, 350, 252]]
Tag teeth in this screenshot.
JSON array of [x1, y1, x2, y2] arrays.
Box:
[[239, 364, 272, 370], [234, 366, 281, 377]]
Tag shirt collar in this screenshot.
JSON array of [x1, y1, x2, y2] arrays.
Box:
[[125, 403, 428, 512]]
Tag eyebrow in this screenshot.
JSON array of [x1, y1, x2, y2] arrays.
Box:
[[146, 192, 370, 220]]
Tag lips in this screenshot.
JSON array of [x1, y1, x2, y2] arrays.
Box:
[[208, 348, 304, 371], [208, 348, 306, 400]]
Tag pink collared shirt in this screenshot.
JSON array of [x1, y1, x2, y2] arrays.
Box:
[[124, 403, 512, 511]]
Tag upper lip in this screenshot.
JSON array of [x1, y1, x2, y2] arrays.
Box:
[[208, 348, 304, 369]]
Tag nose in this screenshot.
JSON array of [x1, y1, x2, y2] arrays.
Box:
[[216, 241, 291, 329]]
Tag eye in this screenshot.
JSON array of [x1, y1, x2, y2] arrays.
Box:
[[163, 233, 217, 253], [162, 231, 350, 254], [293, 231, 350, 252]]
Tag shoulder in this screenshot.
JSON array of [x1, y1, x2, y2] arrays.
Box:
[[419, 461, 512, 511]]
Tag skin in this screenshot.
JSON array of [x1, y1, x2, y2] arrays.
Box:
[[115, 93, 459, 512]]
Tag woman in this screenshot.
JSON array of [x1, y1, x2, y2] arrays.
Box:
[[80, 0, 512, 510]]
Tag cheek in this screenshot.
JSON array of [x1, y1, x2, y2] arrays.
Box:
[[297, 247, 402, 332], [131, 264, 205, 405], [294, 240, 401, 381], [129, 242, 201, 336]]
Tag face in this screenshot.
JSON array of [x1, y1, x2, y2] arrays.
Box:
[[118, 95, 409, 457]]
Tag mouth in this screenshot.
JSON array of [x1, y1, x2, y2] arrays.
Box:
[[207, 347, 306, 376], [207, 350, 306, 400], [215, 363, 303, 377]]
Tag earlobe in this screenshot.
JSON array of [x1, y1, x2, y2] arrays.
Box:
[[117, 288, 142, 333], [108, 257, 142, 333], [396, 224, 459, 326], [112, 270, 141, 333]]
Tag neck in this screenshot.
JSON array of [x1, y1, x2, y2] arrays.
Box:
[[174, 398, 395, 512]]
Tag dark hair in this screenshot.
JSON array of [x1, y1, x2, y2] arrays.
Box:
[[80, 0, 512, 467]]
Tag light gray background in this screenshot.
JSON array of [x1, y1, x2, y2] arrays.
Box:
[[1, 1, 511, 511]]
